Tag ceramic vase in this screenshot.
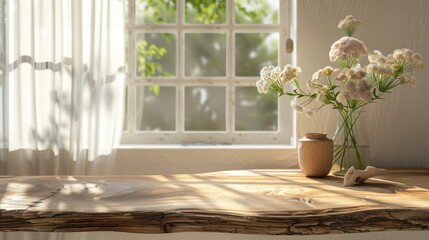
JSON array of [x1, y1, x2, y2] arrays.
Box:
[[298, 133, 333, 177]]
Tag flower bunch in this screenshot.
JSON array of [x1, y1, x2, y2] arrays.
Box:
[[329, 36, 368, 63], [338, 15, 361, 36], [367, 49, 423, 86], [257, 15, 424, 118], [257, 65, 301, 94], [256, 15, 424, 173]]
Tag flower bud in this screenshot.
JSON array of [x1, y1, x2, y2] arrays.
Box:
[[305, 109, 314, 118], [292, 104, 304, 113]]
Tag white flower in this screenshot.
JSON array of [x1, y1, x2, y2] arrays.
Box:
[[343, 79, 372, 103], [399, 73, 417, 87], [257, 64, 301, 94], [345, 80, 355, 92], [337, 15, 361, 29], [367, 63, 392, 76], [412, 53, 422, 62], [366, 63, 379, 73], [319, 85, 329, 93], [411, 53, 424, 69], [379, 66, 393, 75], [345, 64, 367, 80], [306, 79, 318, 90], [280, 64, 301, 83], [257, 66, 277, 93], [323, 66, 334, 76], [367, 50, 395, 76], [270, 66, 282, 81], [259, 66, 271, 81], [336, 70, 348, 82], [307, 68, 333, 101], [290, 97, 304, 113], [329, 37, 368, 62], [311, 66, 334, 81], [357, 79, 372, 102], [368, 50, 384, 63], [393, 49, 405, 61], [393, 48, 416, 62], [256, 79, 269, 93], [315, 85, 329, 102], [312, 69, 323, 81], [404, 49, 413, 59], [392, 49, 424, 69]]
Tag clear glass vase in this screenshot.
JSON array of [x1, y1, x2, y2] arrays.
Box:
[[332, 109, 369, 176]]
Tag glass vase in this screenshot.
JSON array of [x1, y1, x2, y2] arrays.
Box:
[[332, 109, 369, 176]]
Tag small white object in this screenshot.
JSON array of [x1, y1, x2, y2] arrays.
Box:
[[286, 38, 294, 53], [343, 166, 386, 187]]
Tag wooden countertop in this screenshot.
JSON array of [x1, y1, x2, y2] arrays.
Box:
[[0, 169, 428, 234]]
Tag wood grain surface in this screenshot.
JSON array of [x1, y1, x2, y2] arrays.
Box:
[[0, 169, 428, 235]]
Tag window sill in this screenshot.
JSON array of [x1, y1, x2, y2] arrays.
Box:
[[118, 143, 295, 150], [114, 145, 298, 175]]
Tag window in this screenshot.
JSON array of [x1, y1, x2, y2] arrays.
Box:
[[122, 0, 294, 145]]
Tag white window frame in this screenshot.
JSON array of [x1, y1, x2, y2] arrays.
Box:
[[121, 0, 296, 147]]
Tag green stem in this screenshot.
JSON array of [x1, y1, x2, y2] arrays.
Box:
[[333, 105, 366, 172]]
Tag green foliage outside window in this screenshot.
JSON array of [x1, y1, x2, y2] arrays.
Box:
[[135, 0, 281, 132]]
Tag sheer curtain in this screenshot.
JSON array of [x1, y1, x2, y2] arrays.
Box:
[[0, 0, 125, 175], [0, 0, 5, 173]]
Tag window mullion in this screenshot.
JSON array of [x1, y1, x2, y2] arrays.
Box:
[[279, 0, 291, 141], [227, 0, 235, 136], [279, 0, 289, 66], [177, 0, 184, 134], [127, 0, 137, 133], [129, 24, 280, 31]]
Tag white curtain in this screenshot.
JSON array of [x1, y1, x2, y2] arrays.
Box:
[[1, 0, 125, 174], [0, 0, 5, 171]]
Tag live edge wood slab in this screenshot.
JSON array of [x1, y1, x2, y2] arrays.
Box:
[[0, 169, 428, 235]]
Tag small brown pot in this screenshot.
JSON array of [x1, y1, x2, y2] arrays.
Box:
[[298, 133, 333, 177]]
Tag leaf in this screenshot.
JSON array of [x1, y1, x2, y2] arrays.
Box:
[[149, 85, 160, 96]]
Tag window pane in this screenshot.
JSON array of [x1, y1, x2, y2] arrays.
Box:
[[235, 0, 279, 24], [185, 33, 226, 77], [136, 33, 176, 77], [185, 86, 226, 131], [137, 86, 176, 131], [235, 33, 278, 76], [235, 87, 277, 131], [135, 0, 176, 24], [185, 0, 226, 24]]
